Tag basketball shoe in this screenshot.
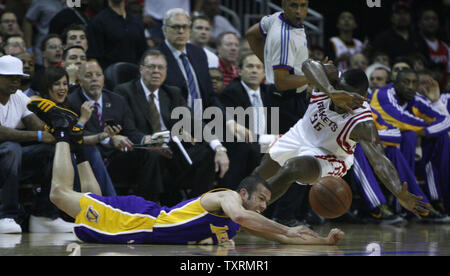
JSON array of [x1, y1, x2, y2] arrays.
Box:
[[27, 98, 79, 131], [27, 99, 79, 142], [368, 204, 406, 225]]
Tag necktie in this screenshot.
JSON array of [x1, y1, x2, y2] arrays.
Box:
[[93, 102, 103, 128], [148, 92, 162, 132], [179, 53, 199, 103], [251, 93, 264, 136]]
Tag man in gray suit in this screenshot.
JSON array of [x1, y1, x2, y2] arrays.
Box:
[[114, 49, 230, 206]]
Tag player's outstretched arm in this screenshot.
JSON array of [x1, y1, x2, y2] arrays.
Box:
[[302, 59, 367, 113], [351, 121, 431, 218], [202, 190, 316, 239], [243, 227, 344, 245]]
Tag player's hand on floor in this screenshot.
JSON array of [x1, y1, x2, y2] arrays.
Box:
[[327, 228, 345, 245], [397, 182, 431, 219], [287, 225, 320, 239]]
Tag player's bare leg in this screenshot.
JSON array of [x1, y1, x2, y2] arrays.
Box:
[[27, 98, 102, 218], [77, 161, 102, 195], [49, 142, 84, 219], [266, 156, 322, 204], [252, 154, 281, 180]]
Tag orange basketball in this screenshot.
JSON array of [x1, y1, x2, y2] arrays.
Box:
[[308, 176, 352, 219]]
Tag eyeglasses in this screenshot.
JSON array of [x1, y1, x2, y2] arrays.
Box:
[[143, 64, 166, 71], [1, 19, 17, 24], [166, 24, 190, 31]]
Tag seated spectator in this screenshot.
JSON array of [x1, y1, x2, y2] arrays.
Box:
[[38, 66, 117, 196], [390, 57, 412, 82], [3, 34, 26, 56], [62, 45, 87, 86], [41, 34, 64, 68], [371, 51, 391, 68], [114, 49, 226, 206], [0, 55, 72, 233], [309, 44, 325, 62], [217, 32, 240, 87], [370, 1, 429, 63], [0, 12, 23, 36], [15, 51, 39, 98], [24, 0, 65, 65], [370, 68, 450, 214], [189, 15, 219, 68], [86, 0, 148, 69], [408, 52, 429, 73], [30, 34, 64, 92], [67, 59, 165, 202], [416, 7, 449, 91], [218, 52, 275, 190], [327, 11, 364, 72], [209, 67, 224, 95], [349, 53, 368, 72], [62, 24, 89, 51], [200, 0, 241, 47], [48, 0, 90, 36], [369, 66, 391, 91]]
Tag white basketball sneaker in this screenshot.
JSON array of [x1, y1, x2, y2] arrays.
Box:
[[29, 215, 74, 233], [0, 218, 22, 234]]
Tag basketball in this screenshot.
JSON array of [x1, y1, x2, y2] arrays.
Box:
[[308, 176, 352, 219]]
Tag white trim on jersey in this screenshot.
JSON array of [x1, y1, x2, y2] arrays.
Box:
[[336, 110, 373, 154]]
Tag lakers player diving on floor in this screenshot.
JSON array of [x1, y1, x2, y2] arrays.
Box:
[[27, 99, 344, 245], [252, 59, 430, 219]]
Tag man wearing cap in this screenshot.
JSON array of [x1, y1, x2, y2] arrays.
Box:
[[371, 1, 429, 61], [0, 55, 74, 233]]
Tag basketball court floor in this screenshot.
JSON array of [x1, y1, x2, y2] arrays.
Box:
[[1, 222, 449, 256]]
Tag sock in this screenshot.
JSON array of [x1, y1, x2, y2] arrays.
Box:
[[53, 129, 70, 143]]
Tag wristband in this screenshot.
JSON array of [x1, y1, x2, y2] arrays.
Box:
[[37, 130, 42, 142], [76, 122, 85, 128]]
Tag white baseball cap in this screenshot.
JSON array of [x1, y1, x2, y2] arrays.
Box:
[[0, 55, 30, 78]]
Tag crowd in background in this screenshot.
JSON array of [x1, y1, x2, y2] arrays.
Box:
[[0, 0, 449, 233]]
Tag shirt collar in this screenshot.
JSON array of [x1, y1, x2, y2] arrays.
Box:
[[241, 80, 260, 97], [140, 78, 159, 101], [82, 89, 103, 109], [165, 39, 187, 58]]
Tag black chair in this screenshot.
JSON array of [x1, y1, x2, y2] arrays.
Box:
[[104, 62, 140, 91]]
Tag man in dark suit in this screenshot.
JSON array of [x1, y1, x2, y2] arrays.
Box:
[[114, 49, 230, 206], [154, 8, 224, 117], [218, 52, 277, 190], [67, 59, 165, 202], [153, 8, 229, 184]]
